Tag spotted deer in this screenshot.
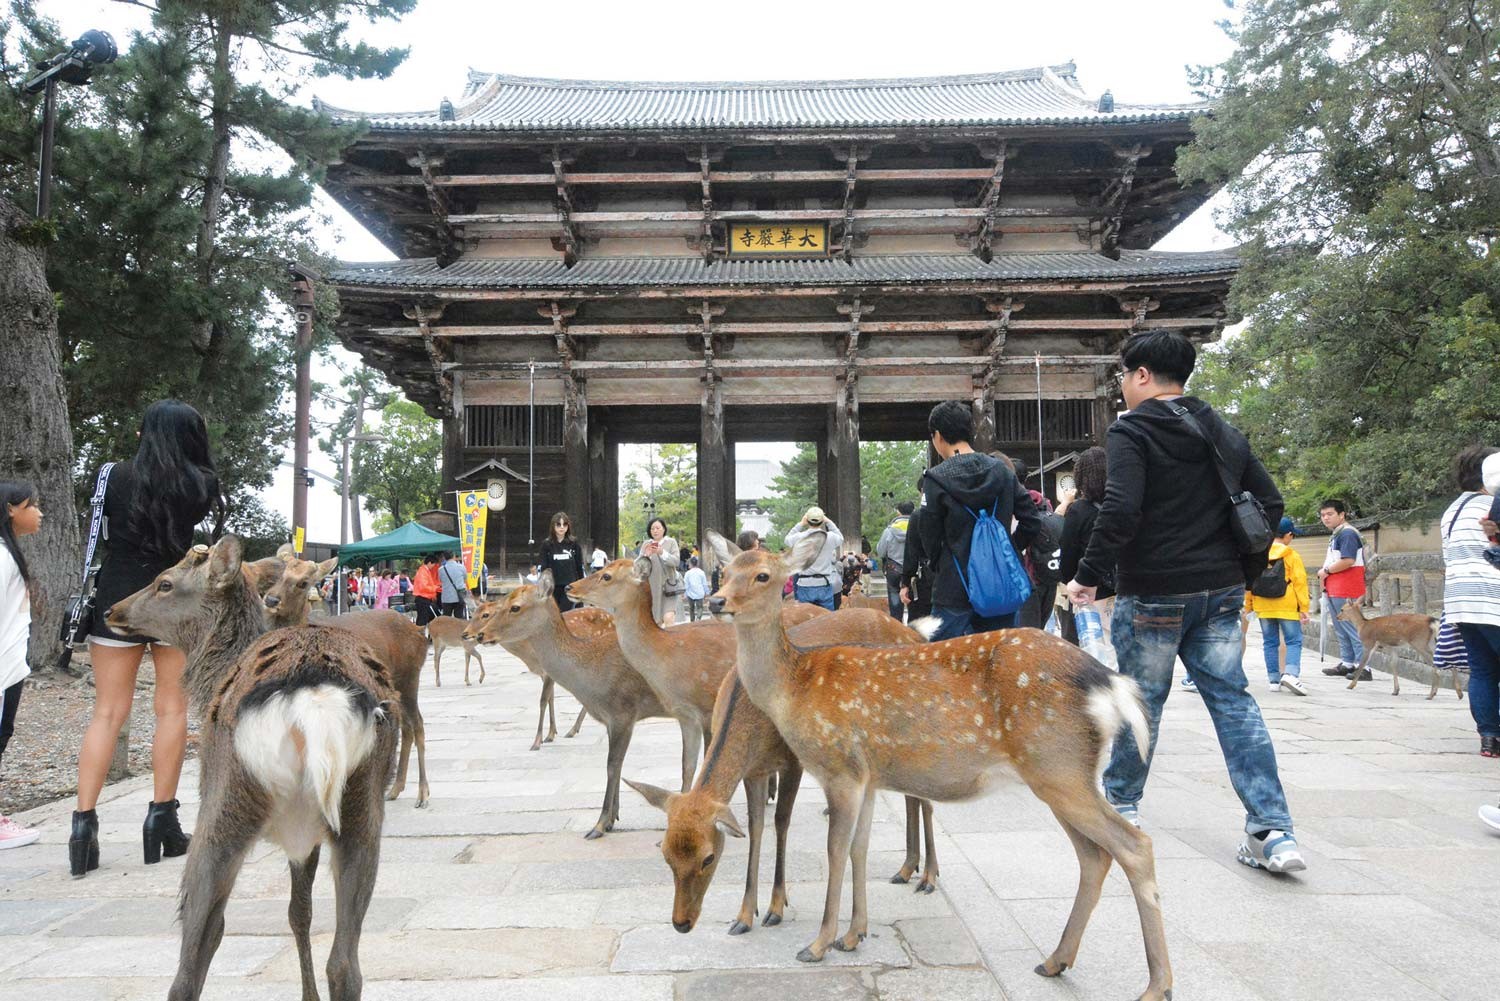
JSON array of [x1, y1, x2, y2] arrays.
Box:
[[263, 554, 433, 807], [105, 537, 398, 1001], [704, 531, 1169, 1001], [1335, 601, 1452, 698], [425, 614, 486, 687], [566, 559, 826, 791], [465, 573, 670, 838], [625, 607, 939, 937]]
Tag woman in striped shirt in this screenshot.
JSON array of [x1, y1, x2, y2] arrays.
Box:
[[1441, 446, 1500, 758]]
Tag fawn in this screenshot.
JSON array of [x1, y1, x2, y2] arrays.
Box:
[[566, 559, 825, 791], [626, 607, 937, 936], [704, 531, 1169, 1001], [1335, 601, 1454, 698], [264, 554, 433, 807], [106, 537, 398, 1001], [425, 614, 486, 687], [465, 572, 671, 838]]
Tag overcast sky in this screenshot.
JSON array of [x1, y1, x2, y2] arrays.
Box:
[[43, 0, 1239, 543]]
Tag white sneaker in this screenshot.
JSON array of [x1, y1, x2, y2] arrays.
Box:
[[1113, 803, 1141, 828], [1280, 675, 1309, 696], [1481, 804, 1500, 834], [1267, 681, 1282, 694], [1238, 829, 1306, 873], [1179, 676, 1198, 693], [0, 816, 39, 850]]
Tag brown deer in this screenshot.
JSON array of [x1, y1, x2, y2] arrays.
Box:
[[263, 555, 433, 807], [625, 607, 939, 937], [1335, 602, 1453, 698], [566, 559, 826, 791], [464, 573, 671, 839], [105, 537, 398, 1001], [425, 614, 486, 687], [704, 531, 1169, 1001]]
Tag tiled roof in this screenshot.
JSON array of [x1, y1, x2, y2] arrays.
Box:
[[329, 251, 1239, 291], [314, 64, 1205, 133]]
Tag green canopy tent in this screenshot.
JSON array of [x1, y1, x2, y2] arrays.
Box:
[[335, 521, 461, 567]]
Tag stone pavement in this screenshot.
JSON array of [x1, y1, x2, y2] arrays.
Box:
[[3, 640, 1497, 1000]]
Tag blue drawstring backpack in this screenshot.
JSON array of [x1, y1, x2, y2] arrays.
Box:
[[953, 501, 1032, 617]]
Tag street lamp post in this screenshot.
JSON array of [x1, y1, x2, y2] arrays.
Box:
[[288, 263, 319, 554], [337, 431, 383, 613], [23, 29, 117, 218]]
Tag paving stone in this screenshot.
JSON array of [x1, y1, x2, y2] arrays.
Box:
[[612, 921, 910, 972], [257, 928, 617, 980], [404, 891, 601, 929], [876, 967, 1004, 1001], [362, 976, 675, 1001], [0, 899, 95, 935], [676, 968, 871, 1001], [10, 935, 284, 978], [894, 917, 980, 967]]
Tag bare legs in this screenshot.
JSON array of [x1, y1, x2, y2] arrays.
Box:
[[77, 642, 187, 811]]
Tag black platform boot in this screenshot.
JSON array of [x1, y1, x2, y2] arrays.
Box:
[[143, 799, 191, 864], [69, 809, 99, 878]]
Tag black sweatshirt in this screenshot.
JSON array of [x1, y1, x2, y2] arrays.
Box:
[[917, 451, 1041, 610], [1075, 397, 1284, 597], [1059, 497, 1113, 600]]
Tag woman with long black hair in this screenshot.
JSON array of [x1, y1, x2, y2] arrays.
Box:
[[537, 511, 583, 610], [0, 480, 43, 849], [70, 400, 224, 878]]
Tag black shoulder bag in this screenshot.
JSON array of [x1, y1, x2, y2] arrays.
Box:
[[56, 462, 115, 671], [1167, 405, 1274, 555]]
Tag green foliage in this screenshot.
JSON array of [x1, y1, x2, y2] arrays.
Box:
[[763, 443, 818, 544], [857, 441, 927, 549], [0, 0, 411, 516], [6, 215, 53, 245], [617, 444, 697, 552], [224, 495, 292, 560], [1179, 0, 1500, 517], [353, 399, 440, 528]]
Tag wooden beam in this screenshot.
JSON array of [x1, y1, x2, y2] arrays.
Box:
[[1099, 143, 1148, 256], [551, 149, 579, 266], [975, 141, 1009, 261], [838, 147, 859, 262], [404, 301, 455, 413], [974, 295, 1024, 450], [412, 153, 460, 267]]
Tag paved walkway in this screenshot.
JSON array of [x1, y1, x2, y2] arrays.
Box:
[[3, 642, 1497, 1000]]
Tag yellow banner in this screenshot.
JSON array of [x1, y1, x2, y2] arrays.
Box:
[[292, 526, 305, 556], [726, 222, 828, 257], [457, 490, 488, 589]]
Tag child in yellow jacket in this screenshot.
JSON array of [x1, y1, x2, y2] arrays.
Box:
[[1245, 517, 1311, 695]]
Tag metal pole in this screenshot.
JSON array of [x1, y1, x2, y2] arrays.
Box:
[[1035, 353, 1045, 500], [338, 437, 350, 614], [527, 359, 535, 545], [37, 77, 57, 218], [290, 272, 315, 553]]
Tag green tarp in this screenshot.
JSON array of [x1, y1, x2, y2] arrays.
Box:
[[335, 521, 460, 566]]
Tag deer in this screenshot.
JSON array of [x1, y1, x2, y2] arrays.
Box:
[[1335, 601, 1454, 698], [624, 606, 939, 937], [105, 536, 398, 1001], [425, 614, 486, 687], [464, 572, 671, 839], [262, 554, 433, 808], [703, 531, 1170, 1001], [566, 559, 826, 792]]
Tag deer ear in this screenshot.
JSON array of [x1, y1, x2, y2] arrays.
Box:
[[784, 533, 823, 574], [713, 803, 746, 839], [316, 557, 339, 578], [703, 530, 739, 573], [275, 543, 296, 562], [624, 778, 677, 813], [631, 557, 652, 580], [243, 556, 286, 595], [536, 569, 555, 599], [208, 535, 244, 590]]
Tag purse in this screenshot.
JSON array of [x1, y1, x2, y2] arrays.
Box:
[[1167, 404, 1273, 555], [56, 463, 115, 671]]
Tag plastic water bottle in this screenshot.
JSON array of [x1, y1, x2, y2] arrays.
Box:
[[1075, 608, 1112, 664]]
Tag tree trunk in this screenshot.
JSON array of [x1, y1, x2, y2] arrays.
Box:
[[0, 198, 81, 674], [349, 382, 368, 541], [191, 23, 234, 382]]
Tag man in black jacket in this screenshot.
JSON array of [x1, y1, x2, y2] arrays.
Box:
[[912, 400, 1041, 640], [1065, 331, 1304, 874]]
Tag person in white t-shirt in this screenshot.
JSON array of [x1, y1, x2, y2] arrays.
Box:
[[0, 481, 43, 850], [682, 556, 710, 621], [590, 546, 607, 571]]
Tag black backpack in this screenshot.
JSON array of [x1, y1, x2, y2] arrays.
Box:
[[1028, 512, 1065, 589], [1251, 556, 1288, 599]]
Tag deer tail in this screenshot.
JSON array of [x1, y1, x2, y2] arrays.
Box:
[[1085, 674, 1151, 764], [908, 616, 942, 640], [234, 684, 382, 835]]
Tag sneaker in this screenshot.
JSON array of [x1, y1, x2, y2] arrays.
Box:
[[1321, 663, 1353, 677], [1267, 681, 1282, 694], [1113, 803, 1141, 828], [0, 816, 39, 850], [1237, 830, 1306, 873], [1350, 667, 1373, 682], [1481, 736, 1500, 759], [1179, 676, 1198, 693], [1280, 675, 1309, 697], [1481, 804, 1500, 834]]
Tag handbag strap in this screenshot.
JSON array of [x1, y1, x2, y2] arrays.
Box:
[[1445, 493, 1485, 539], [80, 463, 115, 580], [1165, 403, 1243, 501]]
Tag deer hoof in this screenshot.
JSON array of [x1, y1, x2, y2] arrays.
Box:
[[1034, 959, 1069, 978], [728, 920, 751, 936], [889, 872, 911, 884], [762, 912, 782, 927], [584, 827, 605, 841], [415, 797, 430, 810], [916, 879, 936, 894], [385, 788, 402, 802], [796, 946, 825, 963], [832, 932, 865, 952]]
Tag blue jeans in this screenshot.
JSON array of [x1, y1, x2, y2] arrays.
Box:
[[1325, 595, 1365, 664], [1459, 622, 1500, 738], [1259, 617, 1303, 681], [885, 572, 905, 621], [1104, 585, 1293, 835], [927, 604, 1017, 641], [794, 582, 837, 610]]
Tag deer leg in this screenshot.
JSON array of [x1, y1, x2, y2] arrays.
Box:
[[470, 642, 485, 684], [765, 762, 801, 927], [588, 722, 635, 840], [1427, 649, 1440, 700], [731, 775, 769, 935], [387, 723, 413, 803], [834, 782, 878, 952], [1046, 785, 1173, 1001], [1035, 808, 1111, 978], [917, 799, 940, 893], [288, 846, 322, 1001], [798, 779, 860, 963], [1346, 645, 1374, 691], [892, 796, 920, 884], [410, 701, 430, 809], [547, 678, 560, 742], [166, 792, 260, 1001], [677, 718, 704, 793], [1455, 666, 1465, 700], [532, 677, 554, 751], [326, 793, 384, 1001], [564, 705, 587, 738], [432, 644, 442, 688]]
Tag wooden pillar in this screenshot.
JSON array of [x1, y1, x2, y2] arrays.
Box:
[[830, 394, 861, 550], [588, 421, 617, 558], [1093, 386, 1117, 445], [697, 371, 729, 547], [816, 436, 833, 517], [723, 441, 737, 539], [440, 377, 464, 508], [971, 383, 995, 454], [561, 375, 590, 546]]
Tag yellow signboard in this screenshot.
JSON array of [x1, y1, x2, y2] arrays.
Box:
[[292, 526, 305, 556], [457, 490, 488, 589], [726, 222, 829, 258]]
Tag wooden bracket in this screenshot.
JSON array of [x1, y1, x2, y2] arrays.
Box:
[[974, 140, 1010, 261], [1117, 296, 1161, 332], [410, 152, 460, 268], [550, 146, 579, 266], [405, 301, 456, 414], [1099, 143, 1149, 257]]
